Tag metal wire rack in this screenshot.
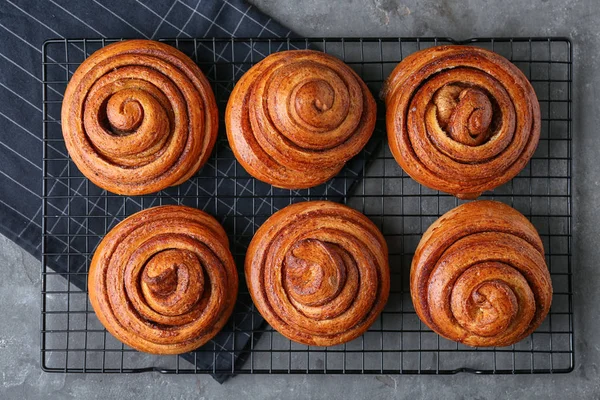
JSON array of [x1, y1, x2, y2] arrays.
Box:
[[41, 37, 573, 375]]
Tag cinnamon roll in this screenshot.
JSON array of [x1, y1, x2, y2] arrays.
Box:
[[88, 206, 238, 354], [62, 40, 218, 195], [246, 201, 389, 346], [226, 50, 377, 189], [411, 201, 552, 347], [383, 45, 541, 199]]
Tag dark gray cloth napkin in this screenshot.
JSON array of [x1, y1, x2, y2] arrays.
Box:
[[1, 0, 382, 383]]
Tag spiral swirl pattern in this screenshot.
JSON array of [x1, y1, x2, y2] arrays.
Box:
[[62, 40, 218, 195], [246, 201, 389, 346], [88, 206, 238, 354], [226, 50, 377, 189], [411, 201, 552, 347], [383, 45, 541, 199]]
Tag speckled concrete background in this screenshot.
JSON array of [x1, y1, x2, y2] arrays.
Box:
[[1, 0, 599, 398]]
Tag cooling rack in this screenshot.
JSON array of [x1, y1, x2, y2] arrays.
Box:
[[41, 37, 573, 375]]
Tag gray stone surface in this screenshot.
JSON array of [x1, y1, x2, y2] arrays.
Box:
[[1, 0, 599, 398]]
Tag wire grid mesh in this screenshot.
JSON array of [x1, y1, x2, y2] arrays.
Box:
[[41, 37, 573, 375]]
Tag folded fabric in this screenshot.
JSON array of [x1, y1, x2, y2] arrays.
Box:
[[1, 0, 383, 382]]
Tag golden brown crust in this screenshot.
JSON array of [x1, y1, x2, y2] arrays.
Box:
[[61, 40, 218, 195], [245, 201, 389, 346], [88, 205, 238, 354], [226, 50, 377, 189], [383, 45, 541, 199], [410, 201, 552, 347]]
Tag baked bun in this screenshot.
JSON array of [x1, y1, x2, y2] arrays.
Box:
[[226, 50, 376, 189], [383, 45, 540, 199], [88, 205, 238, 354], [245, 201, 389, 346], [62, 39, 218, 195]]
